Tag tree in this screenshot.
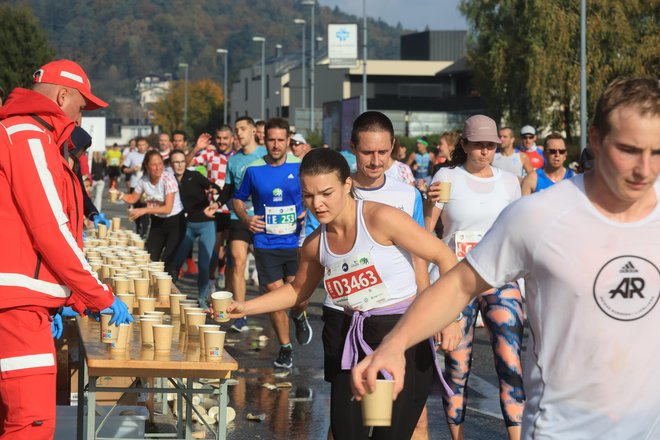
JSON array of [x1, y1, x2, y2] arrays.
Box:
[[0, 5, 55, 94], [152, 79, 225, 138], [460, 0, 659, 141]]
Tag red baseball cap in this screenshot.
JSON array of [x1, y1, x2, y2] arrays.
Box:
[[32, 59, 108, 110]]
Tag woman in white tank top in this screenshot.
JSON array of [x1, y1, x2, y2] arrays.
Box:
[[426, 115, 524, 440], [224, 148, 457, 440]]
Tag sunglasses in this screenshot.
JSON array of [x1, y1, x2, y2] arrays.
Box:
[[547, 149, 567, 155], [521, 135, 535, 139], [290, 140, 303, 146]]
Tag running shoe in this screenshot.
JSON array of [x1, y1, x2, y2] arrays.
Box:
[[230, 317, 249, 333], [273, 345, 293, 369], [292, 311, 313, 346]]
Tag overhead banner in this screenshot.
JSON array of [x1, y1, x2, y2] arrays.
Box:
[[328, 24, 358, 69]]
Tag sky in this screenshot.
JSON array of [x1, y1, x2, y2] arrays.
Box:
[[318, 0, 468, 31]]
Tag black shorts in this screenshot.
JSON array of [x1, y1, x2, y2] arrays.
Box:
[[229, 219, 252, 244], [253, 248, 298, 286], [108, 166, 120, 178], [214, 212, 231, 233], [322, 306, 346, 383]]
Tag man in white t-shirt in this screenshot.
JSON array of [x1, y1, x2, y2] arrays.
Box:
[[352, 76, 660, 439]]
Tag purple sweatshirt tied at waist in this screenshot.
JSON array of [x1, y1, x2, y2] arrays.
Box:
[[340, 298, 453, 396]]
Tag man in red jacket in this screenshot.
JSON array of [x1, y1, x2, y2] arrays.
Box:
[[0, 60, 132, 439]]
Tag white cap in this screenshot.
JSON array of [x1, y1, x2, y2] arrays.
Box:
[[291, 133, 307, 144], [520, 125, 536, 136]]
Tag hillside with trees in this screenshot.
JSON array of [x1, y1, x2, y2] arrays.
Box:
[[8, 0, 405, 107]]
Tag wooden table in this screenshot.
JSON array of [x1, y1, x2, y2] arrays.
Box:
[[76, 316, 238, 440]]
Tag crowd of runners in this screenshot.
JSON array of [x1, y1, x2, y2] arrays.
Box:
[[0, 58, 657, 440]]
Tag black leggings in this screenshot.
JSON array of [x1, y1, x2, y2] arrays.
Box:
[[330, 313, 434, 440], [146, 213, 186, 277]]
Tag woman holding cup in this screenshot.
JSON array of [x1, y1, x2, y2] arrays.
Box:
[[223, 148, 457, 439], [425, 115, 524, 440], [169, 149, 222, 309], [115, 150, 185, 277]]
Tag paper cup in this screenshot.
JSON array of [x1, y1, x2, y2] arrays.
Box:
[[113, 277, 130, 295], [204, 331, 226, 361], [186, 312, 207, 336], [116, 294, 135, 315], [210, 291, 233, 323], [86, 251, 100, 259], [143, 311, 165, 323], [138, 297, 157, 313], [111, 217, 121, 231], [156, 276, 172, 296], [179, 305, 198, 326], [198, 324, 221, 352], [140, 317, 160, 346], [361, 379, 395, 426], [169, 294, 188, 316], [97, 223, 108, 239], [100, 313, 117, 343], [133, 278, 150, 298], [153, 324, 174, 351], [110, 323, 131, 350], [437, 181, 452, 203]]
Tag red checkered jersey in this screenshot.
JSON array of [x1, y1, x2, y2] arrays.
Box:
[[192, 149, 233, 213]]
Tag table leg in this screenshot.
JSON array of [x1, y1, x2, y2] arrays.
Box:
[[76, 339, 86, 440], [217, 381, 228, 440], [87, 376, 97, 440], [176, 379, 184, 439], [185, 378, 193, 440]]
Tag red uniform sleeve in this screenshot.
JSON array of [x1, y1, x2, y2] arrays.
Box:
[[7, 132, 114, 312]]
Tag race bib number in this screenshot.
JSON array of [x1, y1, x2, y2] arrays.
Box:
[[324, 253, 389, 311], [455, 230, 484, 261], [109, 158, 120, 166], [265, 205, 297, 235]]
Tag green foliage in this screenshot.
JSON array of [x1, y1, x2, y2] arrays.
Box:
[[152, 79, 224, 138], [460, 0, 659, 142], [0, 4, 55, 93]]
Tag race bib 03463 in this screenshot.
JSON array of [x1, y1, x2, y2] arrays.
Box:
[[324, 253, 389, 311]]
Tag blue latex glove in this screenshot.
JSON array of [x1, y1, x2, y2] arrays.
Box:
[[93, 212, 111, 229], [51, 314, 63, 339], [106, 296, 133, 326], [61, 306, 79, 318]]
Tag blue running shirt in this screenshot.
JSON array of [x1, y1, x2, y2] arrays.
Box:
[[234, 155, 303, 249]]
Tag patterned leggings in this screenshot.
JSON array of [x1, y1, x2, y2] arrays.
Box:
[[442, 283, 525, 427]]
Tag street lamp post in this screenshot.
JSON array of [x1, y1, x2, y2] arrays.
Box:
[[293, 18, 306, 110], [302, 0, 315, 132], [216, 49, 229, 125], [252, 36, 266, 121], [362, 0, 368, 113], [579, 0, 587, 152], [178, 62, 189, 131]]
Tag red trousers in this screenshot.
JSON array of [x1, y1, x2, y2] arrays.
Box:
[[0, 308, 56, 439]]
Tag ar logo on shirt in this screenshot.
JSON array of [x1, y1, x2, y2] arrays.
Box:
[[593, 256, 660, 321], [272, 188, 283, 202]]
